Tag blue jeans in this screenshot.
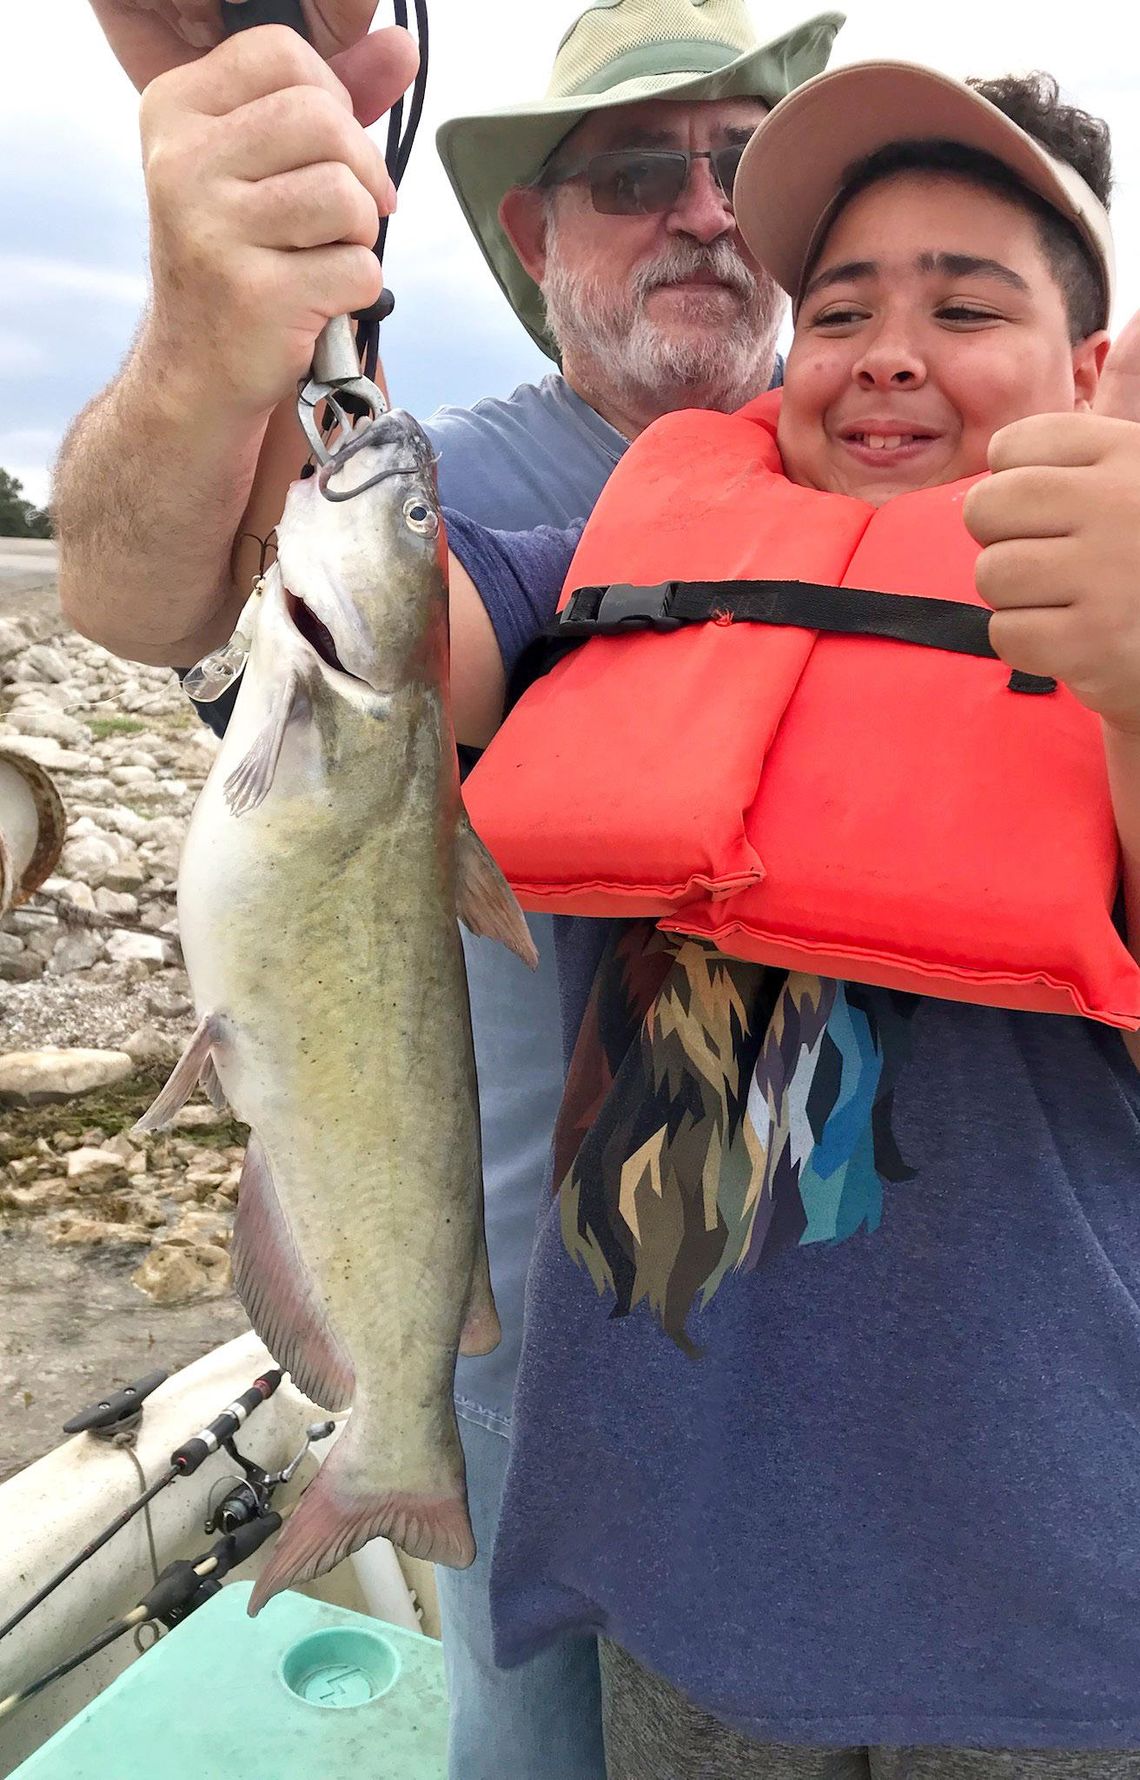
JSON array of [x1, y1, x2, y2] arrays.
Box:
[[437, 1413, 607, 1780]]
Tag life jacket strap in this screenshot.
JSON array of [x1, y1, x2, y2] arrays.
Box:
[[510, 579, 1056, 705]]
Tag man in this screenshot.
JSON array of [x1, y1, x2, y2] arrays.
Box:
[[55, 4, 841, 1774]]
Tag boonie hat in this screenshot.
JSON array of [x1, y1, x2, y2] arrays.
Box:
[[732, 60, 1115, 320], [437, 0, 844, 359]]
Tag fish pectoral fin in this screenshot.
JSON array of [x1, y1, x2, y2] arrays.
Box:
[[454, 813, 539, 969], [132, 1014, 221, 1134], [199, 1054, 230, 1114], [223, 666, 301, 817], [231, 1133, 355, 1413]]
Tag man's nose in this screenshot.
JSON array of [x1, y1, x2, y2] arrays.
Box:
[[666, 156, 736, 245]]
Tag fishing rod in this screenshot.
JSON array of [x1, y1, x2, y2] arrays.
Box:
[[0, 1368, 284, 1646], [0, 1514, 283, 1724]]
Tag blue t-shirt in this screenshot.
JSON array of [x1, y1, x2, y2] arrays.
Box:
[[449, 516, 1140, 1750]]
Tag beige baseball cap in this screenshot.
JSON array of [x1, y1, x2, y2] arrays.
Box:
[[732, 60, 1115, 321]]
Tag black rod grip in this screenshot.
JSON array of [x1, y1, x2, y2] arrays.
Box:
[[220, 0, 311, 39]]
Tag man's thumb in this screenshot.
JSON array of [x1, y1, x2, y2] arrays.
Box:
[[1093, 308, 1140, 422], [330, 26, 419, 128]]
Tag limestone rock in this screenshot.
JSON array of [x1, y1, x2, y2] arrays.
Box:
[[0, 1048, 135, 1105], [106, 931, 168, 971], [103, 858, 146, 893], [5, 708, 90, 747], [0, 1177, 72, 1214], [59, 834, 120, 885], [20, 644, 71, 684], [132, 1241, 232, 1306], [0, 618, 27, 660], [48, 1213, 150, 1247], [66, 1147, 127, 1189], [47, 932, 106, 975], [122, 1024, 182, 1067]]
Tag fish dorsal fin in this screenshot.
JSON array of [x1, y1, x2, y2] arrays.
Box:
[[231, 1134, 355, 1413], [455, 812, 539, 969]]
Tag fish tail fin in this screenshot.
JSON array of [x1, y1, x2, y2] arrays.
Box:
[[248, 1434, 474, 1616]]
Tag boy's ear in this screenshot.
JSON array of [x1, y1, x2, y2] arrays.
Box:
[[500, 186, 551, 285], [1073, 329, 1112, 410]]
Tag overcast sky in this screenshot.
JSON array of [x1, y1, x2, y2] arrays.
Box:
[[3, 2, 1139, 508]]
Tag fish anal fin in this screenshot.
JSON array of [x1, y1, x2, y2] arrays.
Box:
[[455, 813, 539, 970], [231, 1133, 355, 1412], [248, 1444, 474, 1615], [133, 1014, 221, 1134], [459, 1223, 501, 1357], [223, 667, 300, 817]]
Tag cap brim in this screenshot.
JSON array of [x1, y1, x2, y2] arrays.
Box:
[[436, 13, 844, 361], [732, 61, 1114, 319]]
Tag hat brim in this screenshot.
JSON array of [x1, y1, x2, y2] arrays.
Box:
[[436, 12, 844, 361], [732, 61, 1115, 319]]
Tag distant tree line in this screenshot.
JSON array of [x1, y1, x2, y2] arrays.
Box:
[[0, 468, 52, 539]]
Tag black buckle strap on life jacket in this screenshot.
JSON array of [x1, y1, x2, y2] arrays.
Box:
[[509, 578, 1057, 707]]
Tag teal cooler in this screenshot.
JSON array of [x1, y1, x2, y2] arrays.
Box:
[[13, 1585, 447, 1779]]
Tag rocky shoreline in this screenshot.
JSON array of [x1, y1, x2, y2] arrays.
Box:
[[1, 603, 251, 1476]]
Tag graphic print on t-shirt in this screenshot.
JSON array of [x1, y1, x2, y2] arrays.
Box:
[[553, 926, 918, 1352]]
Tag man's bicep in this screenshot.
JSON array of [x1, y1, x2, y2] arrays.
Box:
[[444, 511, 582, 751], [449, 550, 508, 750]]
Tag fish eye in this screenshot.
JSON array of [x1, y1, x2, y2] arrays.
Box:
[[403, 497, 439, 537]]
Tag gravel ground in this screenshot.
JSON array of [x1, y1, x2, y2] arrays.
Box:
[[0, 591, 255, 1476]]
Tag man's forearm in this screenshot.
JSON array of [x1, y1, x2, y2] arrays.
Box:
[[1103, 722, 1140, 1070], [54, 323, 278, 668]]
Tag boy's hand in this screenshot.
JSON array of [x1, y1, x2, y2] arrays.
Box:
[[964, 311, 1140, 738]]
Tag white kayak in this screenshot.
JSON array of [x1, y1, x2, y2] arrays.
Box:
[[0, 1333, 440, 1776]]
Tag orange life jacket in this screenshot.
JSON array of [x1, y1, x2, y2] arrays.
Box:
[[464, 390, 1140, 1029]]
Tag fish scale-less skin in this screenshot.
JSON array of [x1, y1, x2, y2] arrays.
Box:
[[175, 421, 493, 1584]]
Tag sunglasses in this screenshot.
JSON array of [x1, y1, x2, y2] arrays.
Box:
[[537, 144, 750, 216]]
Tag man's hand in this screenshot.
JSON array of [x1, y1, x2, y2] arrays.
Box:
[[139, 24, 417, 416], [964, 314, 1140, 737], [88, 0, 382, 91]]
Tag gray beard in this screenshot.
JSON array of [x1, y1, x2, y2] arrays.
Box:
[[540, 227, 784, 418]]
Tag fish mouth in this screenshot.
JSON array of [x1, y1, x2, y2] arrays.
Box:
[[285, 591, 368, 685]]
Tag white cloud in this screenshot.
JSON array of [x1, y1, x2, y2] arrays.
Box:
[[0, 256, 147, 311]]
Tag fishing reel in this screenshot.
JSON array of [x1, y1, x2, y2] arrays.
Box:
[[204, 1419, 335, 1535]]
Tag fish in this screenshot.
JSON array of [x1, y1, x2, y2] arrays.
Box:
[[136, 409, 538, 1614]]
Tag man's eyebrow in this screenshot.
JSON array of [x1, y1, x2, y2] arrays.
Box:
[[917, 251, 1030, 291], [597, 127, 681, 151], [801, 260, 878, 301]]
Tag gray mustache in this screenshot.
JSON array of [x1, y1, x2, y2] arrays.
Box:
[[635, 243, 758, 302]]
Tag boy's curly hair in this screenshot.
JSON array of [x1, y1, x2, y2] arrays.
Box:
[[968, 72, 1112, 207]]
